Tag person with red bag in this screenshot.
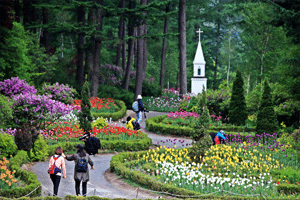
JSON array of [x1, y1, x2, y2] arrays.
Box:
[[48, 147, 66, 196]]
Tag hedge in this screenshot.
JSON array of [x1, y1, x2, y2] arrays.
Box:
[[146, 115, 255, 140], [47, 132, 152, 155], [0, 150, 41, 198], [92, 100, 127, 121], [110, 152, 270, 200]]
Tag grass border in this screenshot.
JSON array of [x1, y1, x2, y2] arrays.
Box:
[[91, 100, 127, 121]]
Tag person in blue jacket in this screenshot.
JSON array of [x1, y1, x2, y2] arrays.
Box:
[[210, 130, 226, 145], [136, 95, 145, 125]]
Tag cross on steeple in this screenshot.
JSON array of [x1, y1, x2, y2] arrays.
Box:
[[196, 28, 203, 42]]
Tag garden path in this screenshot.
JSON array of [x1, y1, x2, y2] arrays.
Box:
[[28, 110, 192, 198]]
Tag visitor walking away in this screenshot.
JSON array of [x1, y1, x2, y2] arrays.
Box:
[[210, 130, 226, 145], [123, 116, 140, 130], [79, 131, 101, 155], [63, 144, 94, 196], [133, 95, 145, 125], [48, 147, 66, 196]]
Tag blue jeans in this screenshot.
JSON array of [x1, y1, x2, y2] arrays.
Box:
[[136, 111, 142, 125]]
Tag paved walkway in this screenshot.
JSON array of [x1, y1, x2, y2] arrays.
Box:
[[29, 110, 193, 198]]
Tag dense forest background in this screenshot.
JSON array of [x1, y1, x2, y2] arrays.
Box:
[[0, 0, 299, 127]]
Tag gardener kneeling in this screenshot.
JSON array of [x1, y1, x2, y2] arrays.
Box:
[[210, 130, 226, 145]]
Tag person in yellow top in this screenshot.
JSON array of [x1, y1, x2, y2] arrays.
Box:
[[124, 116, 140, 130]]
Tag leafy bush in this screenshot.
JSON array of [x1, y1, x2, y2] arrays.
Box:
[[0, 95, 13, 129], [97, 84, 134, 109], [142, 81, 161, 97], [92, 117, 107, 129], [179, 98, 188, 111], [28, 134, 48, 162], [188, 135, 212, 163], [92, 100, 127, 121], [186, 96, 198, 112], [0, 133, 17, 157]]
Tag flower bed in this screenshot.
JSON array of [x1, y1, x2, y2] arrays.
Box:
[[41, 121, 151, 153], [0, 151, 41, 198], [143, 89, 181, 112], [111, 143, 300, 198]]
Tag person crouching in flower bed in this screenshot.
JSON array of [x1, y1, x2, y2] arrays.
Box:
[[210, 130, 226, 145]]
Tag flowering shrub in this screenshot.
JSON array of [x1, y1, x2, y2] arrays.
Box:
[[0, 157, 18, 189], [72, 97, 117, 113], [0, 77, 37, 97], [144, 92, 181, 112], [167, 111, 199, 119], [12, 93, 74, 125], [42, 82, 77, 104]]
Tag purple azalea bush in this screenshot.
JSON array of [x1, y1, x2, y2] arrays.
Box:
[[0, 77, 37, 97], [42, 82, 77, 104]]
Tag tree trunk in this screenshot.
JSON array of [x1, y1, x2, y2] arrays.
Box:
[[134, 0, 147, 100], [42, 7, 50, 54], [160, 4, 170, 89], [133, 27, 138, 70], [86, 6, 95, 82], [14, 0, 21, 23], [123, 1, 135, 91], [76, 5, 85, 86], [178, 0, 187, 95], [121, 21, 126, 72], [116, 0, 125, 67], [91, 0, 103, 97], [142, 0, 149, 74], [213, 21, 220, 90]]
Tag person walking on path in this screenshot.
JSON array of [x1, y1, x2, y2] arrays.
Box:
[[136, 95, 145, 125], [48, 147, 66, 196], [63, 144, 94, 196]]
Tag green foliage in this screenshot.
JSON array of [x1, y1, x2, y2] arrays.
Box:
[[0, 22, 33, 81], [0, 95, 13, 129], [206, 84, 231, 119], [142, 81, 162, 97], [0, 133, 17, 157], [246, 83, 263, 115], [192, 86, 210, 141], [189, 135, 212, 163], [28, 134, 48, 162], [186, 96, 198, 112], [256, 80, 278, 134], [179, 98, 189, 111], [291, 128, 300, 150], [79, 80, 93, 132], [97, 84, 134, 109], [229, 70, 247, 126], [91, 117, 107, 129]]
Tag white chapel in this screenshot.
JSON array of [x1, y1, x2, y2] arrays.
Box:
[[191, 28, 207, 95]]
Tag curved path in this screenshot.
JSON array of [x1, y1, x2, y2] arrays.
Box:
[[29, 111, 192, 198]]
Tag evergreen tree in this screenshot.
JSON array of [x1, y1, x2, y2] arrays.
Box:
[[79, 79, 93, 132], [192, 86, 210, 141], [256, 80, 278, 134], [229, 70, 247, 126]]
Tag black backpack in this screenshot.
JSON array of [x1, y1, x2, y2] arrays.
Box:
[[75, 155, 88, 172], [91, 137, 101, 150]]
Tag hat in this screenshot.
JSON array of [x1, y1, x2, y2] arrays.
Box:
[[137, 95, 142, 99], [75, 144, 84, 149], [84, 132, 90, 137], [220, 130, 225, 134]]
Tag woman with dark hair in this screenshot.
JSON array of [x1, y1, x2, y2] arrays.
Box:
[[63, 144, 94, 196], [48, 146, 66, 196]]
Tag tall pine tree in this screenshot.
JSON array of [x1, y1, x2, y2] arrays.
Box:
[[229, 70, 247, 126], [256, 80, 278, 134], [79, 79, 93, 132]]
